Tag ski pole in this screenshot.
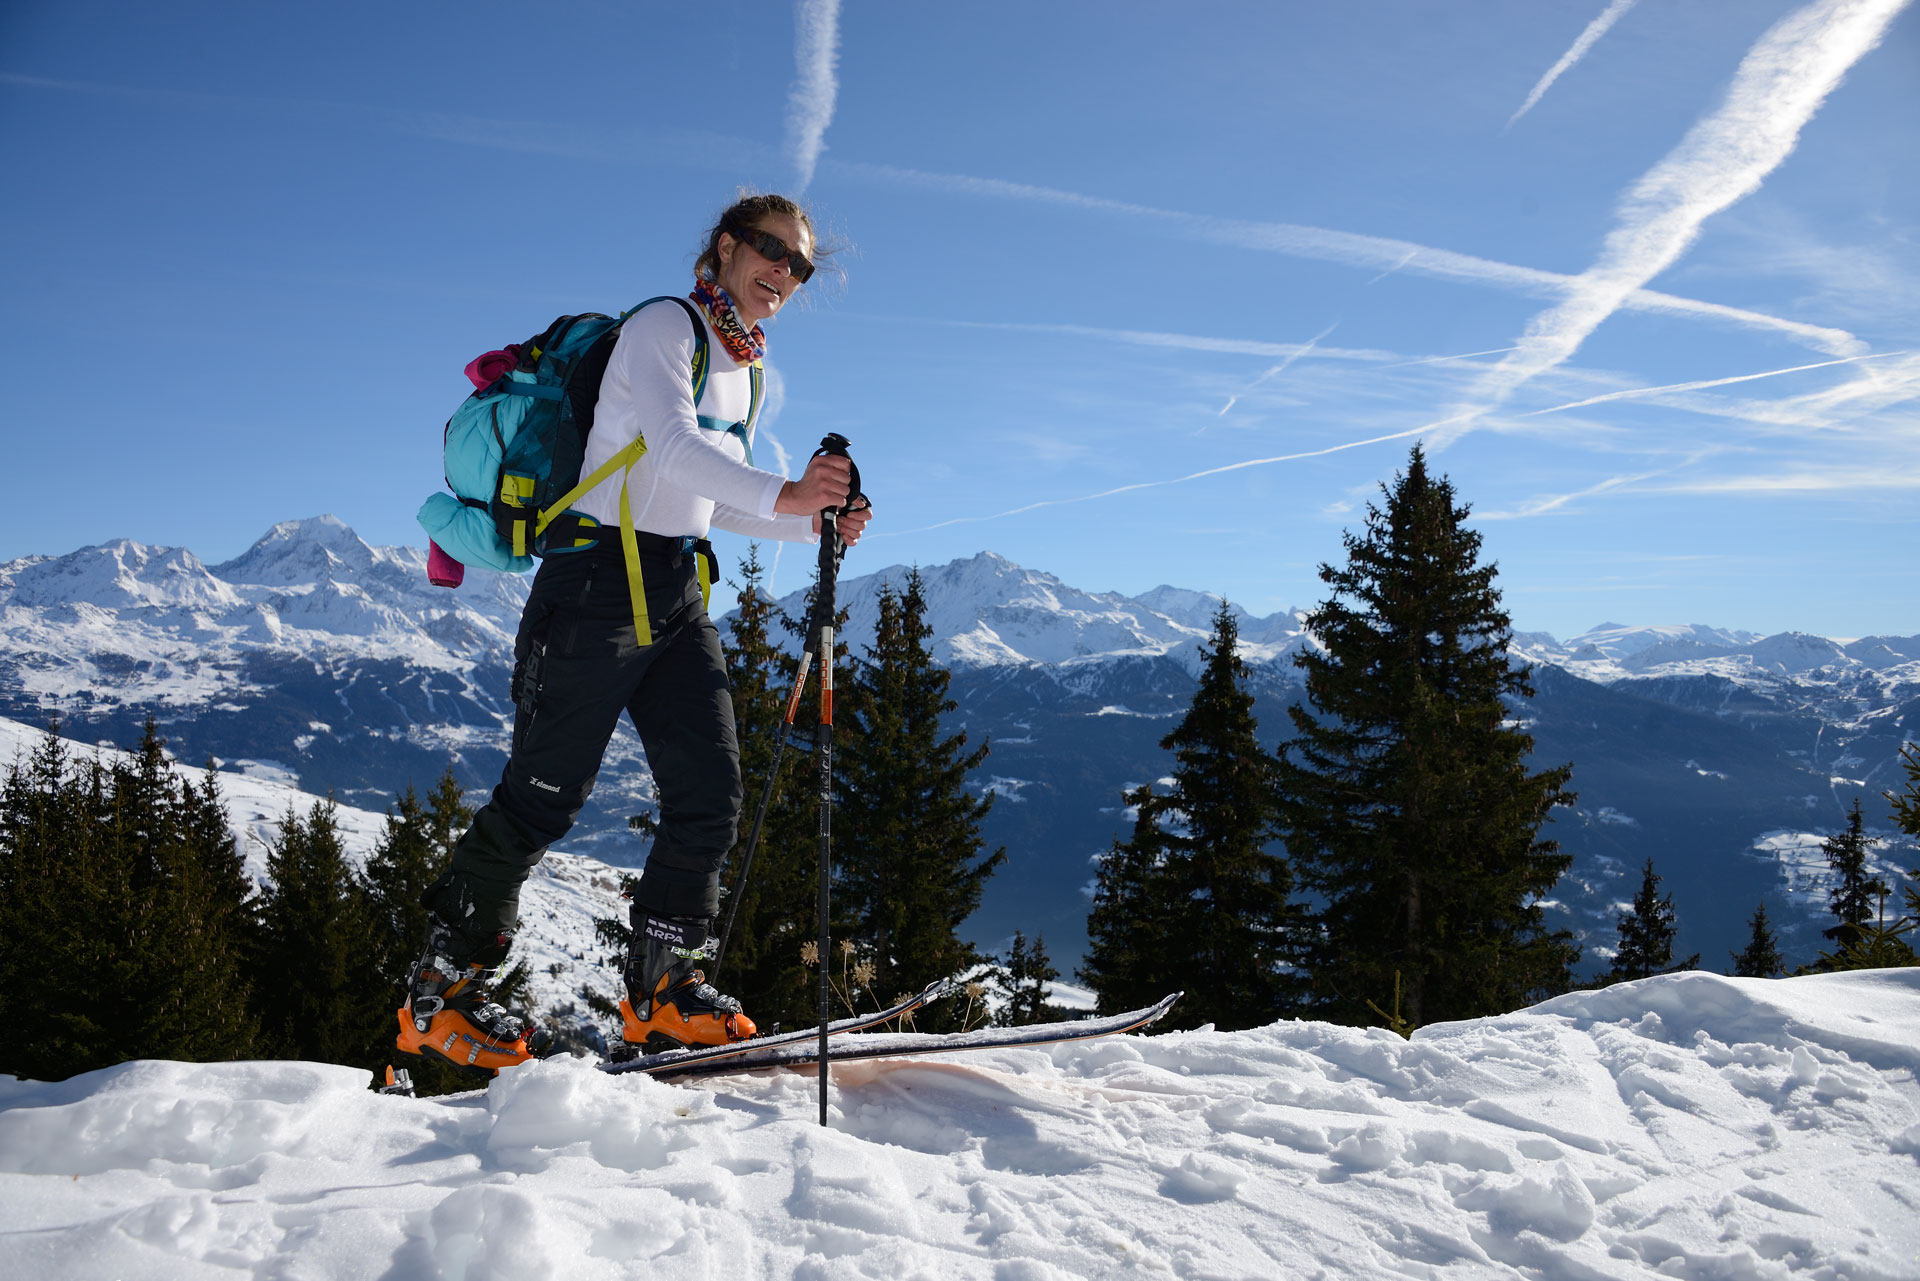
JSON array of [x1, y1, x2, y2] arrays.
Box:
[[709, 644, 813, 984], [709, 435, 864, 985], [809, 433, 860, 1127], [815, 504, 838, 1126]]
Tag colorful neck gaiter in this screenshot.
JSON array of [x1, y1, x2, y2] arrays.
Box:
[[690, 277, 766, 365]]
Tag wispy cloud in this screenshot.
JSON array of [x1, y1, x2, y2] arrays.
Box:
[[1365, 250, 1418, 285], [1732, 351, 1920, 426], [9, 67, 1872, 363], [829, 158, 1862, 355], [1379, 347, 1522, 368], [0, 71, 775, 173], [882, 415, 1473, 536], [1507, 0, 1640, 129], [921, 317, 1392, 363], [1218, 323, 1339, 415], [1478, 468, 1673, 520], [1468, 0, 1908, 420], [1648, 465, 1920, 494], [1519, 351, 1909, 417], [786, 0, 843, 193]]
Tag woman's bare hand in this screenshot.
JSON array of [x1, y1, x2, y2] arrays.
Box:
[[825, 500, 873, 547], [775, 454, 853, 515]]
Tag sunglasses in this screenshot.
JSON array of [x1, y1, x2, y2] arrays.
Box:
[[734, 226, 815, 284]]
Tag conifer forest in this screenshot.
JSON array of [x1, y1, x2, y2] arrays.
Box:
[[4, 448, 1915, 1088]]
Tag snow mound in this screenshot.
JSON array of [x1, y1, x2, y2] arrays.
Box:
[[3, 969, 1916, 1278]]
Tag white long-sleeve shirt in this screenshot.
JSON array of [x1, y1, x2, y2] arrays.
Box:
[[576, 297, 815, 544]]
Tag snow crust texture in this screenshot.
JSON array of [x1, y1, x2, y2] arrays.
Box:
[[3, 969, 1916, 1279]]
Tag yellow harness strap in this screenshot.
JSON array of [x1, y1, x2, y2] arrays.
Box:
[[538, 436, 657, 646], [529, 354, 758, 649]]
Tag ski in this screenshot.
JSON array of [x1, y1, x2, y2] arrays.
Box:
[[644, 991, 1183, 1082], [594, 977, 954, 1077]]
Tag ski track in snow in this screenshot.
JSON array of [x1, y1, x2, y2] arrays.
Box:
[[1, 970, 1917, 1279]]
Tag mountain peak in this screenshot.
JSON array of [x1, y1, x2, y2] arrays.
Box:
[[3, 538, 239, 612], [212, 515, 376, 585]]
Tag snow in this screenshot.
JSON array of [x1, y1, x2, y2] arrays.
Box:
[[0, 518, 529, 719], [2, 970, 1917, 1278], [761, 552, 1309, 673]]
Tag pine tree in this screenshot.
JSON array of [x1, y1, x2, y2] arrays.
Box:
[[1822, 798, 1887, 952], [995, 930, 1063, 1027], [0, 723, 259, 1079], [1607, 858, 1698, 983], [1082, 602, 1299, 1030], [150, 758, 259, 1063], [1805, 784, 1916, 973], [0, 726, 112, 1079], [1275, 446, 1578, 1028], [370, 769, 525, 1092], [110, 723, 259, 1064], [837, 569, 1004, 1031], [705, 544, 822, 1030], [1082, 783, 1187, 1018], [1886, 743, 1920, 839], [1729, 903, 1784, 978], [363, 777, 465, 983], [254, 798, 379, 1063], [356, 782, 440, 1068], [1810, 897, 1916, 971]]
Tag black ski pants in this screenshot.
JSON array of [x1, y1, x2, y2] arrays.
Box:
[[428, 539, 743, 957]]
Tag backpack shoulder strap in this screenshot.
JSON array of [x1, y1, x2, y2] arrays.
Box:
[[621, 295, 710, 405]]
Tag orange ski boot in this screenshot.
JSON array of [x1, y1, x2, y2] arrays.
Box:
[[619, 913, 756, 1054], [395, 920, 540, 1074]]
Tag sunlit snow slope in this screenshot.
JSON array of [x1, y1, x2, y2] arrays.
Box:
[[2, 970, 1917, 1279]]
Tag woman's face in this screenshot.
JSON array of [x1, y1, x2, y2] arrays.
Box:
[[715, 212, 810, 324]]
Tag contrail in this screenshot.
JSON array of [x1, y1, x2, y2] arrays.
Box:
[[1469, 0, 1909, 421], [1365, 250, 1419, 285], [1507, 0, 1640, 129], [830, 158, 1862, 355], [880, 350, 1905, 537], [881, 415, 1475, 536], [4, 68, 1872, 361], [1218, 323, 1339, 415], [1478, 468, 1672, 520], [1379, 347, 1520, 368], [786, 0, 842, 192], [1519, 351, 1909, 416], [923, 318, 1394, 362]]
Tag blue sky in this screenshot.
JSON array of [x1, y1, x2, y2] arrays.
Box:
[[3, 0, 1915, 640]]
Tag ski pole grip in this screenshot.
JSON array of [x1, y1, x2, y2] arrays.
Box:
[[812, 432, 867, 517]]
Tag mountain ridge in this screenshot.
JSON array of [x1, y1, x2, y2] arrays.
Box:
[[4, 516, 1913, 972]]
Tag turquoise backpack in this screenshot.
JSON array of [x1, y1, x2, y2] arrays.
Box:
[[418, 296, 764, 644]]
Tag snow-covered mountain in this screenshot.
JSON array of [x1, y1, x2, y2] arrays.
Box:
[[2, 517, 1915, 975], [3, 966, 1916, 1278], [769, 551, 1317, 673]]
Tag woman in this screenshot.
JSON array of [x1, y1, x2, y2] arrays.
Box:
[[399, 194, 870, 1072]]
